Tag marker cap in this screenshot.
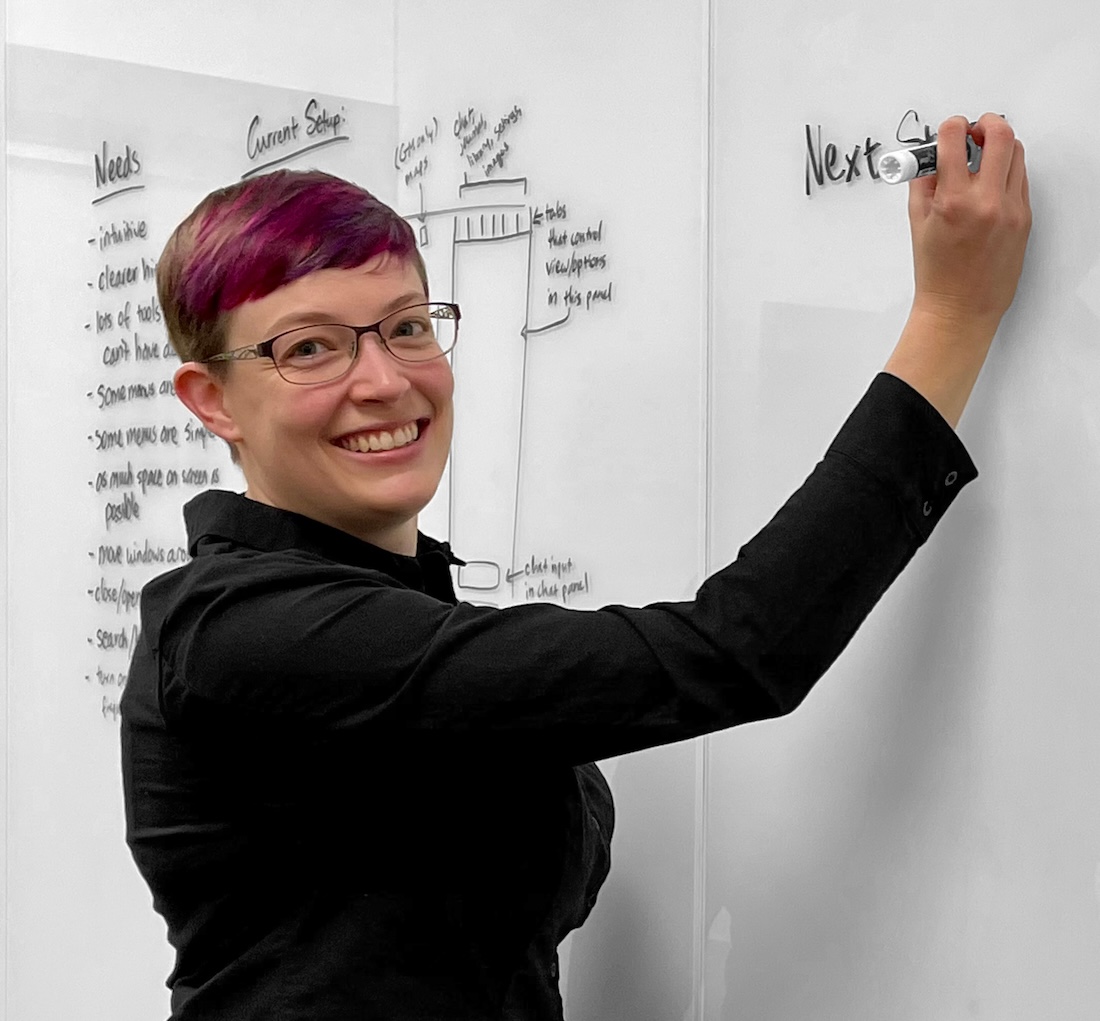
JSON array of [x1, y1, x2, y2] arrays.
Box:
[[878, 149, 920, 185]]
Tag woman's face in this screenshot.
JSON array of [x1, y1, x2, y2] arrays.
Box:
[[209, 253, 454, 551]]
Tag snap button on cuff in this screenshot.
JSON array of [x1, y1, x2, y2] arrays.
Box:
[[923, 502, 933, 517]]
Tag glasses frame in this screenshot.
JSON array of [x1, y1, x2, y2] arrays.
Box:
[[200, 301, 461, 385]]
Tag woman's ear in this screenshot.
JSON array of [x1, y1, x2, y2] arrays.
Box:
[[173, 363, 244, 446]]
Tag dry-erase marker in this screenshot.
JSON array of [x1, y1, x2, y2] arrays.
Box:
[[877, 131, 982, 185]]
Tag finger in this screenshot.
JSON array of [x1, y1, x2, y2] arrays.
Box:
[[1006, 138, 1028, 204], [908, 172, 936, 220], [934, 116, 973, 193], [972, 112, 1016, 191]]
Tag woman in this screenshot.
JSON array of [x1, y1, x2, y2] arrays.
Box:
[[121, 114, 1030, 1020]]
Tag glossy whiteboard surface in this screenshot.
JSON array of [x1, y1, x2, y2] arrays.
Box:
[[4, 5, 710, 1016], [706, 3, 1100, 1018], [394, 4, 709, 1017], [4, 45, 397, 1021]]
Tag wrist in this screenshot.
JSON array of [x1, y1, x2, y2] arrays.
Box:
[[908, 294, 1004, 337]]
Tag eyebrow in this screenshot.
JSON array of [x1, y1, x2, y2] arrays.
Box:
[[262, 291, 428, 336]]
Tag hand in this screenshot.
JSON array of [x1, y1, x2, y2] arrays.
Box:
[[882, 115, 1032, 428], [907, 113, 1032, 330]]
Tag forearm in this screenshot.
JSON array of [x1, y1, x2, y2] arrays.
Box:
[[882, 304, 1000, 430]]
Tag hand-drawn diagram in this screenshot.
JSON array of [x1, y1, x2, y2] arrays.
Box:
[[397, 105, 609, 607]]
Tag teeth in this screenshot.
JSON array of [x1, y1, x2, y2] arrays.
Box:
[[340, 421, 421, 453]]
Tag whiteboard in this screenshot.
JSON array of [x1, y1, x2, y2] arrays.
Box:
[[393, 5, 711, 1018], [4, 45, 396, 1021], [9, 1, 1100, 1018], [5, 13, 712, 1015], [705, 3, 1100, 1019]]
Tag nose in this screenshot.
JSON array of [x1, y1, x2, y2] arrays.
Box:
[[344, 332, 412, 401]]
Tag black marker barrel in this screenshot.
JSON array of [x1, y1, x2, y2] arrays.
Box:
[[878, 135, 982, 184]]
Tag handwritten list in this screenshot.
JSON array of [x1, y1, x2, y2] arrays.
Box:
[[84, 140, 228, 722], [72, 92, 386, 722], [6, 50, 405, 1021]]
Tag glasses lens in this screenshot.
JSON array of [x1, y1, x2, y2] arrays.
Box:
[[271, 325, 356, 384], [382, 303, 457, 362]]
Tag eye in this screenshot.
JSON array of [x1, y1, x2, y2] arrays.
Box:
[[288, 339, 326, 358], [389, 315, 430, 338], [276, 327, 346, 361]]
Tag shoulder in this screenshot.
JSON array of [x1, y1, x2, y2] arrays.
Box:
[[142, 545, 393, 635], [144, 546, 455, 722]]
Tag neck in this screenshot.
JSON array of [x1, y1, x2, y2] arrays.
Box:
[[243, 488, 419, 556], [350, 516, 419, 556]]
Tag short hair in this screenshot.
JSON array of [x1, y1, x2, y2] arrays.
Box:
[[157, 170, 427, 462], [159, 169, 426, 363]]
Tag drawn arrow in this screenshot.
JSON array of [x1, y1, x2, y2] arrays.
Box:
[[521, 308, 571, 338]]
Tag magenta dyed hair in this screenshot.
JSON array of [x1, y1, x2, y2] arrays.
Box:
[[158, 169, 427, 367]]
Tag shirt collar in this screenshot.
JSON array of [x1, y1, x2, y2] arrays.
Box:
[[182, 489, 465, 595]]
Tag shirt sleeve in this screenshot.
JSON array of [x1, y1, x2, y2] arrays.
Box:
[[155, 372, 977, 766]]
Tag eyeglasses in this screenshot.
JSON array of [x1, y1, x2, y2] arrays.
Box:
[[202, 302, 461, 385]]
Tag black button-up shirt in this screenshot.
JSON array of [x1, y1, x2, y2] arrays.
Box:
[[121, 372, 977, 1020]]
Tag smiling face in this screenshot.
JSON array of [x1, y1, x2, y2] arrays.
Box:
[[178, 253, 454, 554]]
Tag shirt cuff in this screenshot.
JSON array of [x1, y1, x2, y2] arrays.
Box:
[[826, 371, 979, 542]]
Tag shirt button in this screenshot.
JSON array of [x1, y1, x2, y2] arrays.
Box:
[[549, 961, 559, 979], [923, 501, 933, 517], [945, 471, 958, 486]]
